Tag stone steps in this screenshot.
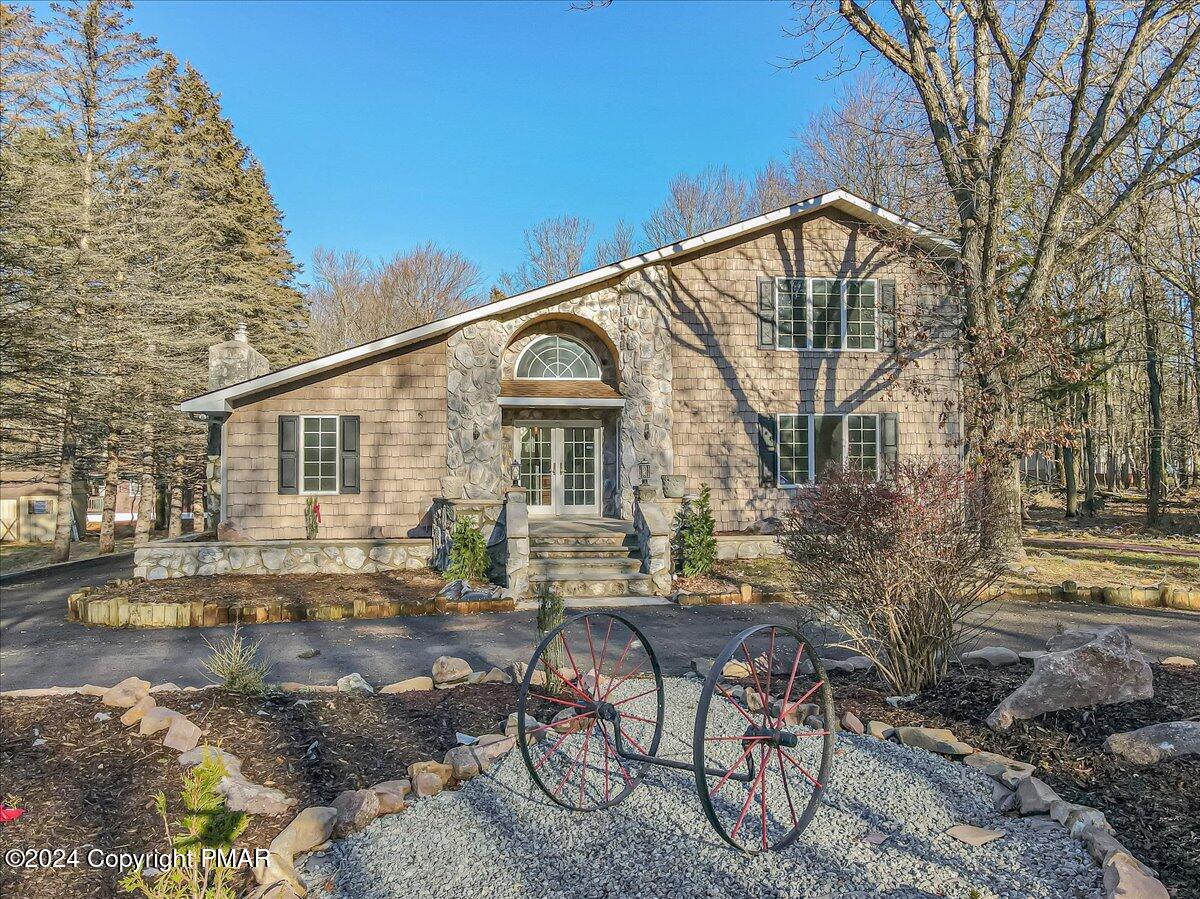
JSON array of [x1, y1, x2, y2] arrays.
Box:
[[529, 542, 639, 560], [526, 521, 654, 598], [528, 556, 645, 577], [529, 571, 656, 598]]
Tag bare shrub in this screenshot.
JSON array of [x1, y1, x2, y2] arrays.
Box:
[[781, 459, 1004, 695]]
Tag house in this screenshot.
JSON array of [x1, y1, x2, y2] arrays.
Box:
[[158, 190, 961, 597]]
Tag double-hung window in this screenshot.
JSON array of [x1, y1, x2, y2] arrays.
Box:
[[301, 415, 339, 494], [775, 413, 880, 486], [775, 278, 877, 351]]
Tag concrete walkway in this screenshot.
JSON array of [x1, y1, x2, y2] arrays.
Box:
[[1, 555, 1198, 691]]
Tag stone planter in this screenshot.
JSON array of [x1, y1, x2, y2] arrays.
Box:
[[1101, 586, 1161, 609], [1162, 584, 1200, 611], [661, 475, 686, 499]]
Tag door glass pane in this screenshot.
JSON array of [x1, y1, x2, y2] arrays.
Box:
[[518, 426, 552, 506], [562, 427, 596, 508]]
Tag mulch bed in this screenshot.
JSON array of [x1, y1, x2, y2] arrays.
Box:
[[85, 569, 447, 609], [832, 664, 1200, 899], [0, 684, 517, 899]]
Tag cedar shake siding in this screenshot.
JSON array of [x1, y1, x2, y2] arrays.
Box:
[[223, 341, 448, 540], [667, 209, 959, 532]]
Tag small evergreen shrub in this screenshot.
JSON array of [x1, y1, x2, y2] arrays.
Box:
[[676, 484, 717, 576], [445, 514, 489, 583], [202, 624, 271, 694], [119, 752, 247, 898]]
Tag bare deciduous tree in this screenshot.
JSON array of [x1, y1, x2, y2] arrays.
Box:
[[307, 243, 483, 353], [498, 215, 594, 294], [642, 165, 749, 246], [594, 218, 637, 265]]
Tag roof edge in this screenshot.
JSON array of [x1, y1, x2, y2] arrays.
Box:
[[180, 189, 952, 414]]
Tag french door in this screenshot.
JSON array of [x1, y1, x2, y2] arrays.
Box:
[[515, 422, 601, 516]]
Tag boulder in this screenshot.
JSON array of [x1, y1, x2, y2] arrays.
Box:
[[120, 695, 157, 727], [840, 712, 865, 735], [1104, 852, 1170, 899], [721, 659, 751, 678], [407, 760, 453, 786], [371, 780, 410, 815], [177, 746, 242, 775], [380, 676, 434, 694], [444, 745, 491, 780], [690, 658, 714, 679], [991, 783, 1017, 813], [163, 716, 202, 752], [505, 712, 541, 741], [149, 683, 181, 693], [412, 771, 443, 798], [1160, 655, 1196, 667], [1104, 721, 1200, 765], [269, 806, 336, 859], [1019, 650, 1047, 663], [252, 851, 306, 896], [1078, 825, 1132, 867], [101, 676, 151, 709], [331, 789, 380, 836], [1015, 776, 1059, 815], [219, 776, 297, 816], [962, 646, 1020, 668], [139, 707, 185, 736], [78, 684, 109, 697], [961, 751, 1037, 781], [437, 580, 467, 601], [479, 668, 510, 684], [866, 721, 894, 740], [335, 673, 374, 694], [432, 656, 472, 686], [893, 726, 974, 756], [818, 657, 856, 674], [1046, 627, 1110, 652], [475, 734, 515, 761], [843, 655, 875, 672], [987, 626, 1153, 730]]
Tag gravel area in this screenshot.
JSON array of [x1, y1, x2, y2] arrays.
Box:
[[300, 678, 1103, 898]]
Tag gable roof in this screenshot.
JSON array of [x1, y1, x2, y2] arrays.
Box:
[[181, 189, 952, 414]]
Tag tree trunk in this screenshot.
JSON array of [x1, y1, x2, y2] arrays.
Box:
[[51, 414, 77, 562], [191, 484, 205, 533], [134, 428, 155, 545], [98, 430, 120, 554], [1063, 440, 1078, 518], [1141, 275, 1165, 526], [1083, 391, 1098, 514], [168, 456, 184, 538]]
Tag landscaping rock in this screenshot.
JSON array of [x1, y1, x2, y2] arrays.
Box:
[[1019, 650, 1047, 663], [893, 726, 973, 757], [866, 721, 894, 740], [297, 649, 320, 660], [474, 734, 515, 761], [1016, 776, 1059, 815], [432, 656, 472, 686], [139, 707, 184, 736], [177, 746, 242, 775], [505, 712, 541, 741], [1046, 627, 1111, 652], [991, 783, 1017, 813], [163, 715, 202, 752], [690, 658, 714, 679], [78, 684, 108, 697], [253, 851, 306, 896], [119, 695, 157, 727], [945, 824, 1004, 846], [219, 775, 297, 816], [437, 579, 468, 601], [844, 655, 875, 672], [407, 760, 453, 786], [370, 780, 410, 815], [412, 771, 443, 798], [962, 646, 1020, 667], [331, 789, 380, 836], [987, 626, 1153, 730], [93, 712, 111, 721], [380, 676, 434, 694], [721, 659, 751, 678], [885, 694, 917, 708], [1159, 655, 1195, 667], [1078, 825, 1131, 867], [840, 711, 865, 735], [101, 676, 151, 709], [270, 806, 337, 859], [444, 744, 491, 780], [149, 682, 181, 693], [818, 657, 856, 673], [1104, 721, 1200, 765], [335, 673, 374, 694], [961, 750, 1037, 781], [1104, 852, 1170, 899], [479, 667, 510, 684]]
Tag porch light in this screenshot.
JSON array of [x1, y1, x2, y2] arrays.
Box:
[[639, 459, 651, 485], [510, 459, 521, 487]]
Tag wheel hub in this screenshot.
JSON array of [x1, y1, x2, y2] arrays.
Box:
[[743, 723, 798, 748]]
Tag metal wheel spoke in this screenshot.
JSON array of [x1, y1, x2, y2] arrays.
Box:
[[600, 633, 636, 701], [776, 748, 799, 829], [608, 684, 656, 708], [778, 748, 822, 789]]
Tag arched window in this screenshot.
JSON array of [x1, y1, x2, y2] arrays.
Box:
[[515, 335, 601, 379]]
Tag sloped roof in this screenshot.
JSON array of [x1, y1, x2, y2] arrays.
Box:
[[181, 189, 951, 414]]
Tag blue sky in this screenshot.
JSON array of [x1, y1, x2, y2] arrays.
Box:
[[49, 1, 842, 288]]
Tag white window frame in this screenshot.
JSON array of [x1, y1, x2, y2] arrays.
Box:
[[299, 414, 339, 495], [514, 335, 602, 380], [775, 412, 882, 488], [774, 277, 879, 353]]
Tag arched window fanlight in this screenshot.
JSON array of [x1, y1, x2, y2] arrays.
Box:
[[515, 335, 601, 379]]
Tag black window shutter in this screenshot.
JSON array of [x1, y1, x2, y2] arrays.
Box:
[[340, 415, 360, 494], [879, 279, 897, 350], [881, 412, 900, 476], [756, 277, 776, 348], [757, 414, 778, 487], [278, 416, 298, 495]]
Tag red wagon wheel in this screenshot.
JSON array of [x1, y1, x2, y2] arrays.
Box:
[[516, 612, 665, 811], [693, 623, 835, 852]]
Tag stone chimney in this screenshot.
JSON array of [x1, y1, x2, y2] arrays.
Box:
[[208, 323, 270, 390]]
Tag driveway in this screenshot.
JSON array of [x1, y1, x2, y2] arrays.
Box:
[[2, 558, 1198, 691]]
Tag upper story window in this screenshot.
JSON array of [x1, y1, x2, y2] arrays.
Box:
[[776, 278, 878, 351], [515, 335, 601, 379]]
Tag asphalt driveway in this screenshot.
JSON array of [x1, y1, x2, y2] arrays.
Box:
[[1, 556, 1198, 691]]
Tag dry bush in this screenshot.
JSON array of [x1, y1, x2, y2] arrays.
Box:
[[781, 459, 1004, 694]]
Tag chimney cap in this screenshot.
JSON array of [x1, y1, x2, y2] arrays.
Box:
[[234, 323, 248, 342]]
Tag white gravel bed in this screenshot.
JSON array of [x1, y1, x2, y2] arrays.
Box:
[[299, 677, 1103, 898]]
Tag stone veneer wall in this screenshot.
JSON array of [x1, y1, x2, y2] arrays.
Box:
[[668, 209, 961, 531], [445, 267, 674, 519], [134, 538, 433, 579]]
